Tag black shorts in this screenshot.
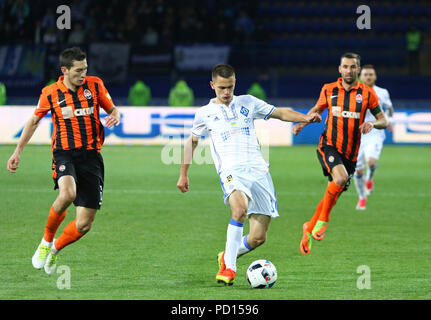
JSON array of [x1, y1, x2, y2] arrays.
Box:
[[316, 144, 356, 191], [52, 149, 104, 209]]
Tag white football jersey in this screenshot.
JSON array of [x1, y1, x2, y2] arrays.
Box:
[[363, 84, 393, 141], [191, 95, 275, 174]]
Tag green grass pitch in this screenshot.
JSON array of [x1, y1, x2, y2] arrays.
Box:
[[0, 144, 430, 300]]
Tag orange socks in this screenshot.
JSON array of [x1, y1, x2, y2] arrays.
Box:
[[319, 181, 344, 222], [307, 181, 344, 233], [43, 206, 85, 253], [54, 220, 83, 251], [43, 206, 67, 243], [307, 199, 324, 234]]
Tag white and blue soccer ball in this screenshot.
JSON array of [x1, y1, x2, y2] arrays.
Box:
[[246, 259, 277, 289]]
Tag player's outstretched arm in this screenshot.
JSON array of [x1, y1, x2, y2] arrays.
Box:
[[269, 107, 321, 124], [292, 105, 323, 136], [104, 106, 121, 128], [7, 115, 42, 173], [360, 110, 388, 134], [177, 135, 199, 193]]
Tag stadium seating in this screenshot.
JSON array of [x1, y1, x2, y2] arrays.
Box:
[[251, 0, 431, 72], [1, 0, 430, 102]]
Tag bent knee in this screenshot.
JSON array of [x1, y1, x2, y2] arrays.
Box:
[[232, 207, 248, 222], [248, 234, 266, 248], [333, 175, 349, 186], [76, 220, 93, 234], [59, 189, 76, 204], [367, 158, 378, 168]]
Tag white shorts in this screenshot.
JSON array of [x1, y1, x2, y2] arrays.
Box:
[[356, 137, 384, 171], [219, 167, 279, 218]]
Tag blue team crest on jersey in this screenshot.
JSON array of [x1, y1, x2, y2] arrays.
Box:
[[214, 116, 220, 121], [240, 106, 249, 117]]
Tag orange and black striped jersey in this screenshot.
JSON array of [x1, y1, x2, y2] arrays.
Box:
[[34, 75, 115, 152], [316, 77, 380, 162]]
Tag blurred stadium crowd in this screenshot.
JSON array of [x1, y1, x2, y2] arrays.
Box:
[[0, 0, 430, 105], [1, 0, 261, 45]]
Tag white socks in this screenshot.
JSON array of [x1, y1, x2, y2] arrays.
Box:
[[51, 242, 59, 255], [42, 237, 59, 254], [354, 172, 366, 199], [237, 234, 253, 257], [224, 219, 244, 272], [41, 238, 52, 248]]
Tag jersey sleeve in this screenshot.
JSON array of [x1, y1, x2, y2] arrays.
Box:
[[368, 87, 381, 116], [316, 85, 329, 111], [191, 108, 207, 137], [96, 78, 115, 112], [34, 91, 51, 118], [250, 95, 275, 120], [381, 89, 393, 110], [379, 89, 393, 122]]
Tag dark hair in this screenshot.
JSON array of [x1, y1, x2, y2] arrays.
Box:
[[361, 64, 375, 71], [340, 52, 361, 66], [60, 47, 86, 69], [212, 64, 235, 80]]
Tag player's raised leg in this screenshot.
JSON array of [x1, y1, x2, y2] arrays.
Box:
[[216, 190, 248, 285], [305, 199, 323, 242], [45, 206, 96, 275], [32, 175, 75, 269], [237, 214, 270, 257], [316, 164, 347, 223], [301, 165, 346, 254]]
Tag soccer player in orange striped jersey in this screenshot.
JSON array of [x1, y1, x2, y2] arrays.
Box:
[[293, 53, 388, 255], [7, 47, 121, 274]]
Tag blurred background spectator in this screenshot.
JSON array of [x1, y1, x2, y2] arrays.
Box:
[[0, 81, 6, 105], [168, 80, 194, 106], [128, 80, 152, 106], [406, 25, 423, 75], [67, 22, 86, 45], [247, 82, 267, 101], [141, 27, 159, 47]]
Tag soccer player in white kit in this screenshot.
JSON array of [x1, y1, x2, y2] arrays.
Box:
[[354, 65, 394, 210], [176, 64, 321, 285]]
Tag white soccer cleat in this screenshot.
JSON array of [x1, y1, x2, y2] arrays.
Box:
[[32, 243, 51, 269], [44, 251, 58, 275]]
